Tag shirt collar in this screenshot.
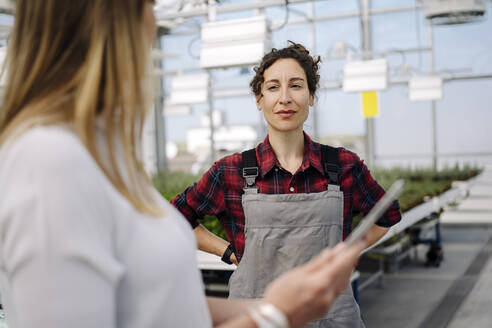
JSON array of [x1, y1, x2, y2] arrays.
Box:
[[256, 132, 325, 178]]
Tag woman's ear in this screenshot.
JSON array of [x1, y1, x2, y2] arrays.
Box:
[[309, 94, 314, 107], [256, 94, 263, 111]]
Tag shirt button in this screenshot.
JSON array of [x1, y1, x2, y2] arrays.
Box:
[[289, 187, 294, 192], [275, 168, 279, 172]]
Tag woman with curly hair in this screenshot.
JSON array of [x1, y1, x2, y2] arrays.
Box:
[[172, 41, 402, 327]]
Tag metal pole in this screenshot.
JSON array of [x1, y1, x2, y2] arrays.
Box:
[[428, 22, 438, 171], [431, 101, 437, 170], [208, 1, 217, 163], [308, 1, 319, 140], [154, 28, 168, 173], [360, 0, 375, 169], [207, 70, 216, 163], [255, 2, 267, 143]]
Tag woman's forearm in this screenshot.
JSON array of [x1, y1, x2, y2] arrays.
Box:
[[216, 315, 257, 328], [194, 223, 229, 257], [365, 224, 390, 248], [207, 297, 259, 327]]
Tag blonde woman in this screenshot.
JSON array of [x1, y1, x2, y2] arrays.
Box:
[[0, 1, 365, 327]]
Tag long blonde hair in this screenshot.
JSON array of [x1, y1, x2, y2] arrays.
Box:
[[0, 0, 163, 216]]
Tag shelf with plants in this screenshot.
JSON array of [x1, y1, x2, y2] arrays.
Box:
[[153, 164, 482, 240]]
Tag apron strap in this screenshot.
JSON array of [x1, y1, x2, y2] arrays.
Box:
[[242, 148, 259, 193], [321, 144, 341, 191]]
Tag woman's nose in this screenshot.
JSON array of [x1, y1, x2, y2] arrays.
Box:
[[278, 87, 292, 105]]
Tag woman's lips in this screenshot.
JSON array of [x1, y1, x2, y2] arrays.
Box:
[[276, 110, 296, 118]]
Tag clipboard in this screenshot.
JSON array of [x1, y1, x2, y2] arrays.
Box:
[[345, 179, 404, 247]]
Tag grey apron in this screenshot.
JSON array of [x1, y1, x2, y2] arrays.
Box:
[[228, 149, 364, 328]]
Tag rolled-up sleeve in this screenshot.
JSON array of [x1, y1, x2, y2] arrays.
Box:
[[351, 155, 401, 227], [171, 161, 226, 229]]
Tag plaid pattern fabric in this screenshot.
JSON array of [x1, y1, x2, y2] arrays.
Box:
[[171, 132, 401, 262]]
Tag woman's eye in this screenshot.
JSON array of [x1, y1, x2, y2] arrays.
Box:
[[268, 85, 278, 90], [291, 84, 301, 89]]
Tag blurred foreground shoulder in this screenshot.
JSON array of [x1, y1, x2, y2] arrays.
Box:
[[1, 125, 97, 174]]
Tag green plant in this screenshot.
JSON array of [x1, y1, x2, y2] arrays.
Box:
[[152, 171, 227, 237], [153, 165, 483, 239], [372, 164, 481, 213]]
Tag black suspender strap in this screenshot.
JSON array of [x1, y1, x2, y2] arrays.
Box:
[[242, 148, 259, 189], [321, 144, 340, 186], [242, 146, 338, 189]]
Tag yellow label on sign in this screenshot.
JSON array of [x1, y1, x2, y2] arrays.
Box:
[[361, 91, 379, 118]]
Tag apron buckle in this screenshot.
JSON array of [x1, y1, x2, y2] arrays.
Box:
[[243, 167, 259, 188]]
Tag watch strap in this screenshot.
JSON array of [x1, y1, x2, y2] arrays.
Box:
[[221, 244, 234, 265]]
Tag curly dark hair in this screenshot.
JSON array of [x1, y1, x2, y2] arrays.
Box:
[[250, 41, 321, 97]]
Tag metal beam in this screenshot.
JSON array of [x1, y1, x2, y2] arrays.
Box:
[[159, 3, 422, 30], [162, 73, 492, 100], [336, 72, 492, 88], [271, 5, 421, 27], [157, 0, 313, 21], [159, 46, 433, 76], [441, 73, 492, 82], [375, 152, 492, 159], [325, 47, 432, 61]]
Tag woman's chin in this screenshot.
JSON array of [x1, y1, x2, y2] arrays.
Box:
[[268, 123, 303, 134]]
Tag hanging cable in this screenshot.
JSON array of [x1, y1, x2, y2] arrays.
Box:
[[271, 0, 290, 31], [187, 35, 201, 60], [289, 7, 309, 20]]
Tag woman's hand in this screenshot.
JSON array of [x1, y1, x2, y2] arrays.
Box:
[[230, 253, 238, 266], [263, 241, 365, 328]]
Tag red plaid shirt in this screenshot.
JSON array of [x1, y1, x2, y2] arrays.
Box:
[[171, 132, 401, 262]]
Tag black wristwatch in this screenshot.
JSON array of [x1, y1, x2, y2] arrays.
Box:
[[221, 244, 234, 265]]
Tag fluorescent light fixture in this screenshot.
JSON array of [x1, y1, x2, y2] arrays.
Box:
[[408, 75, 443, 102], [200, 111, 222, 127], [0, 0, 14, 14], [187, 125, 258, 154], [343, 59, 388, 92], [163, 104, 192, 116], [168, 73, 208, 105], [423, 0, 486, 25], [200, 16, 271, 69]]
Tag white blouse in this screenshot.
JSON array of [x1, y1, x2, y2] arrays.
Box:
[[0, 125, 212, 328]]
